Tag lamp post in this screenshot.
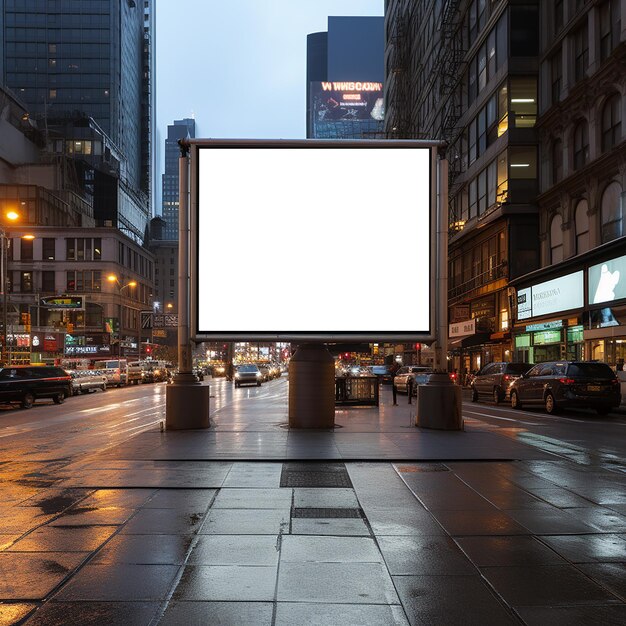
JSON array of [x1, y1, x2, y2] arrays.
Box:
[[1, 209, 21, 365], [107, 274, 137, 358]]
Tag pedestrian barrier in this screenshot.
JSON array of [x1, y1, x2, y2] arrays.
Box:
[[335, 376, 379, 406]]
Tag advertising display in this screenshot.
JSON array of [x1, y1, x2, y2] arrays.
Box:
[[589, 253, 626, 305], [41, 295, 84, 310], [310, 81, 384, 139], [194, 140, 436, 341], [517, 271, 584, 321]]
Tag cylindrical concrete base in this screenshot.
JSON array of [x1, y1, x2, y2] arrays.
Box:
[[166, 383, 210, 430], [416, 373, 463, 430], [288, 344, 335, 429]]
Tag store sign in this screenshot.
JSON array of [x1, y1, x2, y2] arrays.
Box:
[[517, 271, 583, 321], [449, 319, 476, 338], [41, 295, 84, 310], [65, 345, 111, 355], [526, 320, 563, 332], [533, 329, 562, 345], [451, 305, 470, 323], [589, 253, 626, 305]]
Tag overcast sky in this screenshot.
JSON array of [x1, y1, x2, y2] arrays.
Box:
[[155, 0, 383, 206]]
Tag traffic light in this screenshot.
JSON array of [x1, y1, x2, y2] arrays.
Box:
[[146, 345, 152, 355]]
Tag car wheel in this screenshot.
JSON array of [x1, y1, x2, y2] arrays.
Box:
[[471, 386, 478, 402], [493, 387, 501, 405], [544, 392, 558, 414], [596, 406, 611, 416], [511, 390, 522, 410], [21, 392, 35, 409], [257, 381, 261, 386], [102, 383, 107, 391], [54, 393, 65, 405], [234, 381, 239, 388]]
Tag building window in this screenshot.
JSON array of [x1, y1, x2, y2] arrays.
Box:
[[573, 21, 589, 81], [550, 214, 564, 264], [550, 50, 562, 104], [573, 121, 589, 170], [497, 151, 508, 204], [509, 146, 537, 180], [509, 77, 537, 128], [42, 238, 55, 260], [510, 5, 539, 57], [554, 0, 564, 33], [601, 181, 623, 243], [552, 139, 563, 184], [42, 271, 55, 292], [601, 94, 622, 152], [599, 1, 620, 62], [21, 271, 33, 293], [20, 238, 33, 261], [574, 200, 590, 254]]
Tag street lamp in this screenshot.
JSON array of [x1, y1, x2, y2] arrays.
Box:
[[1, 209, 20, 365], [107, 274, 137, 357]]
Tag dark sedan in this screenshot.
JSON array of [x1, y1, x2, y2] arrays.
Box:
[[509, 361, 620, 415], [0, 365, 71, 409]]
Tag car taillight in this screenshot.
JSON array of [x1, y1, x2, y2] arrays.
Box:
[[503, 374, 510, 381], [611, 379, 620, 386], [559, 378, 576, 385]]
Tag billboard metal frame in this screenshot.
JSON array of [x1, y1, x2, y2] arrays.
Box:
[[188, 138, 445, 344]]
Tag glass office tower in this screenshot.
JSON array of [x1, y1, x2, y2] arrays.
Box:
[[0, 0, 154, 242]]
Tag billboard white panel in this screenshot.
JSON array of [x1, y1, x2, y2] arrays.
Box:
[[589, 254, 626, 305], [194, 141, 434, 340]]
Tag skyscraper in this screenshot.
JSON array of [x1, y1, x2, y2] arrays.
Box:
[[306, 16, 385, 139], [0, 0, 154, 242], [162, 118, 196, 241]]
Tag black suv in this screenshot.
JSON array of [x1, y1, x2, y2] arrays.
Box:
[[471, 362, 533, 404], [509, 361, 621, 415], [0, 366, 72, 409]]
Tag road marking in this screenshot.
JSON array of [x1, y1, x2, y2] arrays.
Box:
[[463, 410, 543, 425]]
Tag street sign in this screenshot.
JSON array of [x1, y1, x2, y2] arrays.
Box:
[[152, 329, 167, 338], [153, 314, 178, 328], [41, 295, 84, 310], [141, 311, 153, 329]]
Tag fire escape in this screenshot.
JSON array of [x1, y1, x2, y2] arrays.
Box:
[[388, 12, 413, 139], [438, 0, 467, 232]]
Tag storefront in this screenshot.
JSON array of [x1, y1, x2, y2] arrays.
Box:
[[511, 239, 626, 370]]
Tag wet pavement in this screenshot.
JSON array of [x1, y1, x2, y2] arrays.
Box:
[[0, 379, 624, 624]]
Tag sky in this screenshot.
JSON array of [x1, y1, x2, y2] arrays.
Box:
[[155, 0, 383, 205]]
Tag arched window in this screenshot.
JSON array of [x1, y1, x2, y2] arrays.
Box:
[[550, 213, 563, 264], [573, 120, 589, 170], [602, 94, 622, 152], [552, 139, 563, 184], [574, 200, 589, 254], [601, 181, 623, 243]]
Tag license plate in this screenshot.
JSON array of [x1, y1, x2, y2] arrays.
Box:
[[587, 385, 601, 392]]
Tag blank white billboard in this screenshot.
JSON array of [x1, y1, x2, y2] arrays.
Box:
[[194, 141, 434, 340]]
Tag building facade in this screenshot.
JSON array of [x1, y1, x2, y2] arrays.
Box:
[[162, 118, 195, 241], [384, 1, 624, 376], [307, 16, 385, 139], [0, 0, 154, 242], [510, 0, 625, 369]]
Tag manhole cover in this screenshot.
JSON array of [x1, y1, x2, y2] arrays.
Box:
[[292, 507, 363, 519]]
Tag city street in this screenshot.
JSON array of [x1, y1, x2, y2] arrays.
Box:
[[0, 377, 624, 624]]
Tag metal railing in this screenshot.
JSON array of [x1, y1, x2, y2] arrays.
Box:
[[335, 376, 380, 407]]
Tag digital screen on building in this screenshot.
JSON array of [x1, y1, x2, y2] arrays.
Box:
[[194, 141, 434, 341], [310, 81, 384, 139], [589, 253, 626, 305], [516, 271, 584, 321]]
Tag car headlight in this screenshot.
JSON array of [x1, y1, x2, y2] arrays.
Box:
[[256, 372, 262, 377], [235, 373, 240, 379]]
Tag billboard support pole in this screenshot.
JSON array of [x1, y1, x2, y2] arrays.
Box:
[[165, 140, 210, 430], [417, 152, 463, 430]]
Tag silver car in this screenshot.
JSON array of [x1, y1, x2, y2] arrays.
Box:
[[393, 366, 433, 394], [70, 370, 108, 395], [234, 364, 263, 387]]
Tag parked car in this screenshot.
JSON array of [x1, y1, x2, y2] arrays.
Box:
[[101, 359, 128, 387], [393, 366, 433, 394], [70, 370, 107, 394], [127, 362, 143, 385], [471, 362, 533, 404], [234, 364, 263, 387], [509, 361, 621, 415], [0, 365, 72, 409]]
